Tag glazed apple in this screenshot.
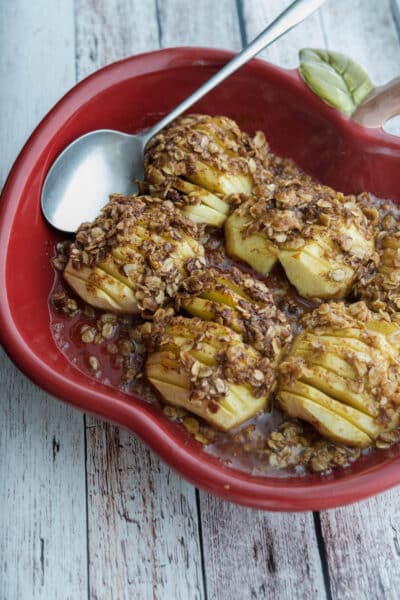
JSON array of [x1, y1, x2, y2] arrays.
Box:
[[139, 316, 272, 431], [277, 302, 400, 447], [63, 194, 205, 314], [177, 265, 291, 362], [143, 114, 271, 227], [225, 181, 375, 299]]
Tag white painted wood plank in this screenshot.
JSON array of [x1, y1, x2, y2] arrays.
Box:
[[0, 351, 87, 600], [390, 0, 400, 132], [0, 1, 76, 186], [0, 3, 88, 600], [158, 0, 242, 49], [320, 490, 400, 600], [75, 0, 159, 81], [86, 423, 204, 600], [393, 0, 400, 33], [200, 493, 326, 600], [241, 0, 325, 67], [75, 3, 205, 599]]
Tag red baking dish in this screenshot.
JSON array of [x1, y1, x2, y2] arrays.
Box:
[[2, 47, 400, 512]]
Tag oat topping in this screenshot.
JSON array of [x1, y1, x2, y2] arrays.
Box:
[[52, 290, 80, 316], [69, 194, 200, 269], [263, 421, 361, 473], [177, 265, 292, 361], [63, 194, 205, 314], [279, 302, 400, 427], [136, 315, 276, 409], [144, 113, 271, 188], [235, 181, 375, 264]]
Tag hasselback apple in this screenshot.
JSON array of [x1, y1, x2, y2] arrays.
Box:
[[178, 266, 291, 363], [277, 302, 400, 447], [225, 181, 375, 300], [138, 316, 273, 431], [63, 194, 205, 314], [143, 114, 271, 226]]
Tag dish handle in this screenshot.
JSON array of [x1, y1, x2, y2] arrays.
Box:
[[298, 48, 400, 130], [352, 78, 400, 128]]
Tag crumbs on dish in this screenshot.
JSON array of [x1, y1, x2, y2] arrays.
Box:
[[50, 114, 400, 476]]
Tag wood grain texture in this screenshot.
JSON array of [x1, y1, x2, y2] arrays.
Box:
[[86, 423, 204, 600], [0, 3, 87, 600], [391, 0, 400, 132], [200, 493, 326, 600], [3, 1, 400, 599], [320, 491, 400, 600], [75, 3, 205, 599], [0, 353, 87, 600], [393, 0, 400, 32], [0, 1, 76, 185], [241, 0, 325, 67], [75, 0, 159, 80], [157, 0, 242, 49]]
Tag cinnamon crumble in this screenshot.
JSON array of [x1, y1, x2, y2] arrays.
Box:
[[62, 194, 205, 314]]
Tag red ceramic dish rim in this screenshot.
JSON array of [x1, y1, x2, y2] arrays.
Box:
[[2, 47, 400, 512]]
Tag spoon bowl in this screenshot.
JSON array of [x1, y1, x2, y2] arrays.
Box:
[[40, 0, 326, 232], [41, 130, 144, 232]]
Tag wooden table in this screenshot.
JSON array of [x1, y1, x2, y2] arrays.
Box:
[[2, 1, 400, 598]]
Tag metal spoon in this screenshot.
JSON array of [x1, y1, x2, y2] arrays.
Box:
[[41, 0, 326, 233]]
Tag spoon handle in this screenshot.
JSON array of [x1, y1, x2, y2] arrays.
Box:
[[143, 0, 326, 143]]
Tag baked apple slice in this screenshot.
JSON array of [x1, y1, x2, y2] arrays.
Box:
[[224, 207, 279, 274], [63, 194, 205, 314], [277, 302, 400, 447], [225, 182, 375, 299], [178, 266, 291, 363], [356, 230, 400, 316], [143, 114, 271, 226], [139, 316, 272, 431]]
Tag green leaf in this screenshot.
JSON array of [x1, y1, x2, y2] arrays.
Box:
[[299, 48, 375, 116]]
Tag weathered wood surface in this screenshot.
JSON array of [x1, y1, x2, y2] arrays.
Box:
[[85, 424, 204, 600], [0, 3, 87, 600], [2, 1, 400, 599], [199, 496, 326, 600], [241, 0, 325, 66], [320, 492, 400, 600]]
